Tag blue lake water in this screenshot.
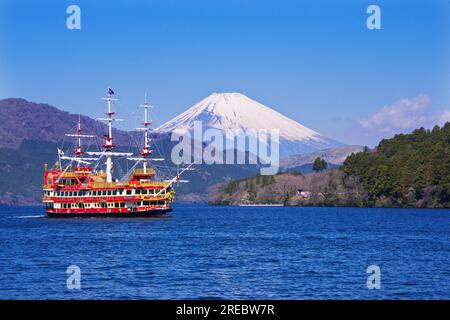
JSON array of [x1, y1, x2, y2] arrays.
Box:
[[0, 205, 449, 299]]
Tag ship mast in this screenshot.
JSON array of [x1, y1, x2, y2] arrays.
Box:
[[62, 115, 97, 166], [141, 93, 151, 174], [66, 115, 94, 156], [87, 89, 133, 183], [127, 93, 164, 174], [103, 90, 116, 182]]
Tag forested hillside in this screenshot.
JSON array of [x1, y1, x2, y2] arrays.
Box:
[[342, 124, 450, 207], [211, 123, 450, 208]]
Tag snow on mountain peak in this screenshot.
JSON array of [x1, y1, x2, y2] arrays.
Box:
[[156, 92, 344, 155]]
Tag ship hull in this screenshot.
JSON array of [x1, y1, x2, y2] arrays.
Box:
[[46, 208, 172, 218]]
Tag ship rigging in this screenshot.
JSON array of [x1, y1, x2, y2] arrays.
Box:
[[42, 89, 188, 217]]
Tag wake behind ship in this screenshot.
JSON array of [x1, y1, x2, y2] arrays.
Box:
[[42, 90, 190, 218]]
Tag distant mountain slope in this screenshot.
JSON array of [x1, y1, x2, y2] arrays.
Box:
[[0, 137, 259, 205], [0, 98, 133, 149], [157, 92, 345, 157], [280, 145, 364, 169], [0, 96, 349, 205], [0, 97, 261, 205]]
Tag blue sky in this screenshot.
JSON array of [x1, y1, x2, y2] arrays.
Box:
[[0, 0, 449, 146]]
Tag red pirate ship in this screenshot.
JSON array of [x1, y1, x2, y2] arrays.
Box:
[[42, 89, 191, 217]]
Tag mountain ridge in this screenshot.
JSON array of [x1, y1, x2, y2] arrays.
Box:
[[0, 98, 135, 149], [0, 96, 350, 205], [156, 92, 345, 157], [280, 145, 365, 169]]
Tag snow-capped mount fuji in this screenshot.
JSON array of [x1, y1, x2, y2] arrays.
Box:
[[156, 92, 345, 157]]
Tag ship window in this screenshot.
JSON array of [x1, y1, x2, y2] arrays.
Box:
[[93, 191, 97, 196], [102, 190, 107, 196], [142, 189, 147, 195], [47, 179, 52, 185], [116, 190, 121, 195], [143, 201, 149, 206], [136, 189, 141, 195], [126, 190, 132, 195]]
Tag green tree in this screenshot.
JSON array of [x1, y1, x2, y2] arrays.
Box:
[[313, 157, 328, 172]]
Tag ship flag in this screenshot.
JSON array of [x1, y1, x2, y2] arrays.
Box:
[[108, 88, 115, 95]]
